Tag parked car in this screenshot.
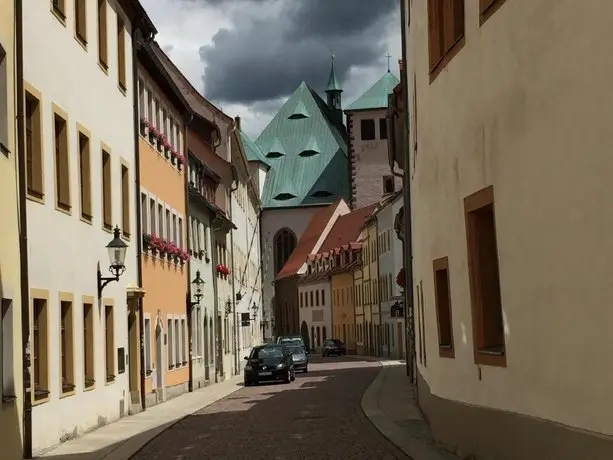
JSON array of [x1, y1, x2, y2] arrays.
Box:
[[244, 344, 296, 386], [286, 345, 308, 373], [277, 335, 308, 352], [322, 339, 346, 357]]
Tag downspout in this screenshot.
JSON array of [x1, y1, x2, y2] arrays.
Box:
[[16, 0, 32, 457], [374, 214, 383, 357], [184, 113, 194, 392], [130, 24, 153, 413], [400, 0, 416, 383], [257, 209, 266, 341], [210, 218, 221, 381]]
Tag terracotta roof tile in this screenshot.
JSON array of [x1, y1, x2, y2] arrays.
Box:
[[317, 203, 377, 255], [275, 201, 342, 280]]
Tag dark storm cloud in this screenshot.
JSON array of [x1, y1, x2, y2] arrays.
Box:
[[194, 0, 398, 105]]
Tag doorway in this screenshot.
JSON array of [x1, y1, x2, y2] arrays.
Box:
[[127, 309, 139, 406], [397, 322, 404, 358]]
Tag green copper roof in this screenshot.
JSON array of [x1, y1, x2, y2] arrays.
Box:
[[345, 72, 400, 111], [239, 130, 270, 168], [325, 60, 342, 92], [288, 100, 310, 119], [256, 81, 350, 209]]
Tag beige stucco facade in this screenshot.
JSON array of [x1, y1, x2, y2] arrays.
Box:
[[407, 0, 613, 457], [331, 272, 356, 352], [0, 2, 24, 458]]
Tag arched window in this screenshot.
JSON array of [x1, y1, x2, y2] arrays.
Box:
[[273, 228, 297, 274]]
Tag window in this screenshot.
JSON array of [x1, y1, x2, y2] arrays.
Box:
[[54, 111, 70, 212], [315, 290, 319, 306], [117, 15, 126, 90], [147, 89, 153, 123], [0, 45, 8, 154], [144, 317, 151, 375], [465, 185, 505, 366], [78, 130, 92, 221], [360, 119, 375, 141], [157, 203, 163, 236], [167, 318, 174, 369], [321, 290, 325, 305], [433, 257, 454, 358], [60, 300, 75, 393], [121, 164, 130, 237], [310, 291, 314, 307], [300, 292, 303, 308], [180, 319, 186, 364], [32, 298, 49, 401], [174, 319, 180, 365], [166, 209, 171, 240], [274, 229, 297, 274], [25, 90, 43, 199], [140, 192, 147, 233], [138, 78, 145, 123], [52, 0, 66, 19], [104, 303, 115, 382], [178, 217, 183, 249], [428, 0, 465, 76], [97, 0, 108, 69], [83, 301, 94, 388], [1, 299, 15, 401], [75, 0, 87, 44], [383, 176, 395, 194], [379, 118, 387, 140], [172, 214, 177, 244], [101, 149, 112, 230]]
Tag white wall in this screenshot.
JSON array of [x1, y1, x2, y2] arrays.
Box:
[[24, 1, 137, 452]]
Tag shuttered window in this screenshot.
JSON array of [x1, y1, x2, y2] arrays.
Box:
[[428, 0, 465, 77]]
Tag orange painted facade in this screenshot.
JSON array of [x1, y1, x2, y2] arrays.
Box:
[[137, 63, 189, 398]]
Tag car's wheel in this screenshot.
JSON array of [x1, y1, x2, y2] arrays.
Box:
[[284, 369, 291, 383], [290, 371, 295, 382], [304, 367, 308, 374]]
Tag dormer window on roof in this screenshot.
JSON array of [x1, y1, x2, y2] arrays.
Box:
[[266, 151, 284, 159], [274, 193, 296, 201], [299, 136, 322, 157], [311, 190, 333, 198], [308, 263, 312, 275], [288, 100, 310, 120], [266, 138, 286, 159]]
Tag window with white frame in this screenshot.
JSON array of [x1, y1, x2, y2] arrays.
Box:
[[141, 193, 147, 233], [181, 318, 187, 364], [144, 317, 152, 375], [174, 319, 180, 365], [178, 217, 183, 249], [167, 318, 174, 369]]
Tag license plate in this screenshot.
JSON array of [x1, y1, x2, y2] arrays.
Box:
[[258, 371, 272, 376]]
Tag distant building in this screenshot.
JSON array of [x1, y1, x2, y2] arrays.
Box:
[[256, 59, 351, 337], [345, 71, 401, 209]]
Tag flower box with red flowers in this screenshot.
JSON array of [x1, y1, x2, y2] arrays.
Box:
[[396, 268, 405, 288]]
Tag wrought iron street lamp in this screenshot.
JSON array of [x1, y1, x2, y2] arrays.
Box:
[[190, 270, 205, 307], [97, 226, 128, 298]]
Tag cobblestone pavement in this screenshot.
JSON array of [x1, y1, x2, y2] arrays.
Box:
[[131, 357, 410, 460]]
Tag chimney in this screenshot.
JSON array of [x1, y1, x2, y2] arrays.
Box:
[[234, 116, 241, 131]]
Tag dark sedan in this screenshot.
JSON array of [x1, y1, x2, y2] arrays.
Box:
[[286, 345, 308, 373], [244, 344, 296, 386], [322, 339, 346, 357]]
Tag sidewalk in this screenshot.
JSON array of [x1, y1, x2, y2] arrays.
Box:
[[37, 375, 242, 460], [361, 361, 459, 460]]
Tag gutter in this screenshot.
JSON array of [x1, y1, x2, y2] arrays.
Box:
[[228, 129, 239, 376], [130, 21, 155, 413], [16, 0, 32, 456], [400, 0, 416, 383]]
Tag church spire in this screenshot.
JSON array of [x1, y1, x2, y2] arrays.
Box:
[[325, 51, 343, 125]]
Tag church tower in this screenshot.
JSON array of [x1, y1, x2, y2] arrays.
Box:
[[325, 54, 343, 127]]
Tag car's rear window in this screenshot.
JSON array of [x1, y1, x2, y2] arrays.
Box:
[[251, 347, 283, 359]]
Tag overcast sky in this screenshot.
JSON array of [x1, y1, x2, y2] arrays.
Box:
[[141, 0, 401, 139]]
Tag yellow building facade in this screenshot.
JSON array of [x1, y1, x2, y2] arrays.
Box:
[[331, 271, 356, 352], [0, 1, 24, 458]]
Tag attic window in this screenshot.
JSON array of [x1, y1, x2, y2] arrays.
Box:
[[288, 113, 308, 120], [274, 193, 296, 201], [266, 151, 284, 159], [299, 150, 319, 157], [311, 190, 333, 198]]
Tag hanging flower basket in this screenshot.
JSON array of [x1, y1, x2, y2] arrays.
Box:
[[396, 268, 406, 288]]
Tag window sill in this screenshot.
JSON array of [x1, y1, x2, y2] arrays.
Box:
[[26, 191, 45, 205], [60, 389, 76, 399], [102, 224, 113, 234], [145, 369, 153, 377], [98, 61, 109, 75], [438, 345, 455, 359], [84, 383, 96, 392], [474, 348, 506, 367], [55, 203, 72, 216], [51, 8, 67, 26], [2, 394, 17, 404], [105, 375, 116, 386], [74, 34, 87, 51], [429, 36, 465, 84], [80, 214, 93, 225], [33, 389, 50, 406], [118, 83, 127, 96]]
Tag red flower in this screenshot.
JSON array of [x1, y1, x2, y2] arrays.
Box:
[[396, 268, 405, 288]]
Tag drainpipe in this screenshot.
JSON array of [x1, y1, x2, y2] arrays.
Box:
[[257, 209, 266, 341], [374, 214, 383, 357], [400, 0, 416, 383], [16, 0, 32, 457], [228, 165, 239, 376], [210, 219, 221, 381], [131, 24, 154, 413], [184, 114, 194, 392]]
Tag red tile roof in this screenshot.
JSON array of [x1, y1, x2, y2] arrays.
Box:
[[275, 200, 343, 281], [316, 203, 377, 255]]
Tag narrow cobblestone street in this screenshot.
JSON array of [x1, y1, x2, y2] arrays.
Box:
[[131, 358, 409, 460]]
